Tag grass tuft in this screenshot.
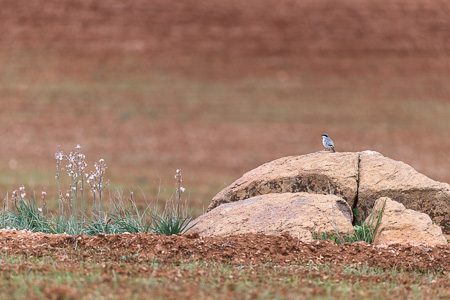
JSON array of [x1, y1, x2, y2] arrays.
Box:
[[314, 198, 387, 244], [0, 146, 196, 236], [151, 210, 195, 236]]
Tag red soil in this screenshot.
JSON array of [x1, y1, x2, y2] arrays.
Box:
[[1, 229, 448, 272]]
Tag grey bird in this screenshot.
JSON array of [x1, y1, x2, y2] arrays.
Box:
[[321, 133, 335, 152]]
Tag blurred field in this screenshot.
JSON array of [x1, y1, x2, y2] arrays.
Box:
[[0, 0, 449, 217]]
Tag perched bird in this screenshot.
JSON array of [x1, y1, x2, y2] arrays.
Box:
[[321, 133, 335, 152]]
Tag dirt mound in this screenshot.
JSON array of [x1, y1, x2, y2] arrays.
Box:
[[1, 230, 448, 272]]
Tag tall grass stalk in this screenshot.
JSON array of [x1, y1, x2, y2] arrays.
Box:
[[55, 148, 63, 218]]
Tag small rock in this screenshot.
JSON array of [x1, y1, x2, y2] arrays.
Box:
[[366, 197, 447, 246]]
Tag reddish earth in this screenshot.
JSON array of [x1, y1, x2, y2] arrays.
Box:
[[1, 229, 448, 272]]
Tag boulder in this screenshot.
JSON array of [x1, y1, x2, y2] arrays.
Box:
[[192, 192, 355, 241], [357, 151, 450, 234], [209, 150, 450, 234], [366, 197, 447, 246], [208, 152, 359, 211]]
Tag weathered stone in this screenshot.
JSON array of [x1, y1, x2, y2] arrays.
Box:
[[208, 150, 450, 234], [208, 152, 359, 211], [366, 197, 447, 246], [358, 151, 450, 234], [193, 192, 355, 241]]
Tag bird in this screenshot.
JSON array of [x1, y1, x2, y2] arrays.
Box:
[[321, 133, 335, 152]]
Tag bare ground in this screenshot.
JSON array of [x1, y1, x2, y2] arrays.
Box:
[[1, 229, 448, 271]]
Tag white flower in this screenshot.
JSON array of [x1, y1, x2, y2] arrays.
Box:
[[76, 144, 81, 150], [176, 169, 180, 174], [66, 193, 70, 197], [55, 152, 64, 161], [21, 192, 26, 198], [180, 187, 186, 192], [38, 208, 42, 212], [41, 191, 47, 196], [99, 159, 104, 163]]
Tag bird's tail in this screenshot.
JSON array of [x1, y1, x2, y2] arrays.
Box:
[[331, 147, 335, 153]]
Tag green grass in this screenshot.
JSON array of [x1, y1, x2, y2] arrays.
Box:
[[0, 252, 447, 300], [0, 147, 195, 236], [151, 210, 195, 236], [0, 194, 194, 236], [314, 199, 387, 245]]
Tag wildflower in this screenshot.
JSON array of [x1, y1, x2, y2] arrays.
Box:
[[180, 187, 186, 192], [55, 151, 64, 161], [38, 207, 42, 212], [175, 169, 182, 180], [19, 186, 26, 198], [76, 144, 81, 150]]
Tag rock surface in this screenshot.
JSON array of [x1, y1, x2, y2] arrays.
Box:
[[366, 197, 447, 246], [208, 150, 450, 234], [357, 151, 450, 234], [208, 152, 359, 211], [193, 192, 354, 241]]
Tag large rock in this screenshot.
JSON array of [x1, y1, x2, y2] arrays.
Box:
[[193, 192, 355, 241], [358, 151, 450, 234], [366, 197, 447, 246], [209, 151, 450, 234], [208, 152, 359, 211]]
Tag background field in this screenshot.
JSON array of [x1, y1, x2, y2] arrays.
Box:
[[0, 0, 449, 217]]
